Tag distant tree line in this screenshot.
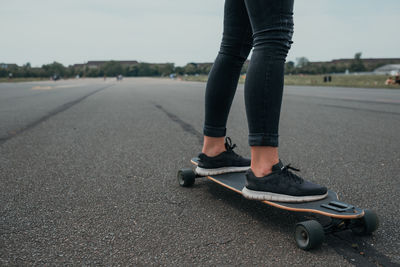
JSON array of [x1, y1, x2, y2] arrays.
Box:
[[284, 53, 380, 75], [0, 53, 395, 79], [0, 61, 178, 79], [0, 61, 231, 78]]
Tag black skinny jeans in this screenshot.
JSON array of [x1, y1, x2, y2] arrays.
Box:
[[203, 0, 294, 147]]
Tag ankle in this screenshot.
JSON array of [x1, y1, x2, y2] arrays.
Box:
[[250, 165, 274, 177], [250, 146, 279, 178], [202, 147, 226, 157], [202, 136, 226, 157]]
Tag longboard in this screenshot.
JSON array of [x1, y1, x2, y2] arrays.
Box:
[[177, 157, 379, 250], [191, 157, 363, 219]]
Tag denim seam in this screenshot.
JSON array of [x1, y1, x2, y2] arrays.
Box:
[[262, 61, 272, 136]]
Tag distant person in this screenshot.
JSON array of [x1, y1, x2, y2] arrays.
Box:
[[385, 77, 394, 85], [394, 75, 400, 85], [196, 0, 327, 202], [8, 73, 13, 80]]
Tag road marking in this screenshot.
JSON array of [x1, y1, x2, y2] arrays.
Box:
[[32, 86, 53, 90], [31, 84, 85, 90], [55, 84, 86, 89]]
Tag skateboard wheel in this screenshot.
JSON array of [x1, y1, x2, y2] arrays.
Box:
[[295, 220, 325, 250], [177, 168, 195, 187], [351, 209, 379, 235]]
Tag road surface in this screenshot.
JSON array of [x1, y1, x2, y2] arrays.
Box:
[[1, 78, 399, 265]]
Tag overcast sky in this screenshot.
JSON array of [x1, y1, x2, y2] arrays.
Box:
[[1, 0, 399, 67]]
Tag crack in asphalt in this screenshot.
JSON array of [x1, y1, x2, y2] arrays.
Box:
[[0, 85, 113, 145], [327, 232, 398, 267], [153, 104, 202, 145], [202, 238, 234, 247]]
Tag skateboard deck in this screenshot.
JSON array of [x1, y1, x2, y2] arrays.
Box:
[[190, 157, 364, 219]]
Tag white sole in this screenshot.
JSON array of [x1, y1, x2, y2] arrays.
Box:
[[195, 166, 250, 176], [242, 187, 328, 203]]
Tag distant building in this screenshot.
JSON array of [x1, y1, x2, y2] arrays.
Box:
[[72, 63, 85, 68], [310, 58, 400, 70], [73, 60, 139, 69], [374, 64, 400, 75], [0, 63, 18, 69], [330, 58, 400, 66]]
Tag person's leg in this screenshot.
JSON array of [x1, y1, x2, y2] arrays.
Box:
[[242, 0, 327, 202], [202, 0, 252, 157], [244, 0, 294, 176], [197, 0, 252, 176]]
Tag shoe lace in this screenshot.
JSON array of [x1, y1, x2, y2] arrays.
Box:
[[224, 137, 237, 151], [281, 164, 304, 184], [225, 137, 242, 159]]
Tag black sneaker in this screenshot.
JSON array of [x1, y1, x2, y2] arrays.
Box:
[[196, 137, 250, 176], [242, 160, 328, 202]]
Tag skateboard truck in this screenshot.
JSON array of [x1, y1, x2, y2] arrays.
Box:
[[321, 201, 354, 212]]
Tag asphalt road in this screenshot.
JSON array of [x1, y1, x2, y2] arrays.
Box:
[[1, 78, 399, 266]]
